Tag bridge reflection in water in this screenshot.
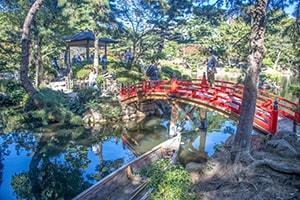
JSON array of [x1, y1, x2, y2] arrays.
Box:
[[121, 77, 300, 135], [124, 116, 241, 165]]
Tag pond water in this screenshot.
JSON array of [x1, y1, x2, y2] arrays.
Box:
[[0, 112, 245, 200], [218, 71, 299, 102]]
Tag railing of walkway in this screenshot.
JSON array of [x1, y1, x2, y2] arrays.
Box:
[[121, 78, 300, 134], [67, 78, 121, 96]]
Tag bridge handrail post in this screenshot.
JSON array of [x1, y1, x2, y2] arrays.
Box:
[[170, 78, 177, 93], [142, 81, 147, 93], [201, 72, 207, 88], [296, 95, 300, 124], [270, 100, 279, 134], [121, 83, 126, 98]]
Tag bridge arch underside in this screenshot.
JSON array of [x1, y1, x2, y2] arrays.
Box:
[[121, 92, 270, 135]]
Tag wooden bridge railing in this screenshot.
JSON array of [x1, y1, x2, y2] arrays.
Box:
[[121, 78, 300, 134]]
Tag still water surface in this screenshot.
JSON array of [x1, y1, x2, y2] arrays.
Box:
[[0, 113, 241, 199]]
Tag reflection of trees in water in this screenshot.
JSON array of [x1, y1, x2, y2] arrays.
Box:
[[11, 157, 92, 199], [279, 76, 299, 102], [79, 124, 128, 181], [125, 117, 168, 143], [0, 150, 3, 186], [0, 131, 36, 189], [207, 112, 228, 132], [8, 129, 92, 199], [2, 123, 127, 199]]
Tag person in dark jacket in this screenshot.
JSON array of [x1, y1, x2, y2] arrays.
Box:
[[146, 60, 159, 81], [52, 57, 59, 70]]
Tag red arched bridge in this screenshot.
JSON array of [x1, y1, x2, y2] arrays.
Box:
[[121, 78, 300, 135]]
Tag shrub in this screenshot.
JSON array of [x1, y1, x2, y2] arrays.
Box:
[[0, 80, 27, 106], [140, 160, 195, 200], [75, 67, 91, 80], [24, 88, 82, 125], [70, 87, 100, 115]]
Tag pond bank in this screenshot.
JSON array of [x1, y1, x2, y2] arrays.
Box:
[[190, 131, 300, 199]]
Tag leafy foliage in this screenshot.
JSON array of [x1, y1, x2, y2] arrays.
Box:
[[259, 72, 280, 85], [73, 65, 91, 80], [160, 65, 182, 79], [289, 85, 300, 96], [140, 159, 195, 200], [0, 80, 27, 106], [115, 66, 145, 84], [0, 107, 29, 133], [24, 88, 82, 125], [70, 87, 100, 115], [100, 103, 122, 118]]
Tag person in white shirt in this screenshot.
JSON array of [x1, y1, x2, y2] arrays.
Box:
[[89, 67, 98, 89]]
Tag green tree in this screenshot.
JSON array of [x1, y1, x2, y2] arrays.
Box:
[[0, 0, 71, 87], [219, 0, 299, 161], [0, 7, 22, 71], [110, 0, 193, 68], [19, 0, 76, 112], [190, 0, 299, 161], [30, 1, 72, 86], [264, 10, 299, 71]]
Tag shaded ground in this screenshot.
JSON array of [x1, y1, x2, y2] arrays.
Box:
[[190, 131, 300, 200]]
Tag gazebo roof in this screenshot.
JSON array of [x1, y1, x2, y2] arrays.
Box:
[[63, 29, 118, 47]]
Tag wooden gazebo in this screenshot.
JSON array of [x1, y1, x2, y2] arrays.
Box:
[[63, 29, 118, 66]]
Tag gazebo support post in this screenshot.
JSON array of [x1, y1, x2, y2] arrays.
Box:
[[66, 46, 70, 70], [86, 40, 90, 61]]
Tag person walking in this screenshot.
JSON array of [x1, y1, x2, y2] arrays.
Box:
[[206, 48, 217, 86], [101, 55, 107, 72], [52, 57, 60, 70]]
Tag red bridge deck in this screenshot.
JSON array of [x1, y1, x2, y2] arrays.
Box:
[[121, 78, 300, 135]]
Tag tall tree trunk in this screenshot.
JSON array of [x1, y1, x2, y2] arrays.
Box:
[[231, 0, 268, 162], [37, 37, 44, 86], [274, 49, 282, 70], [21, 0, 44, 108], [93, 30, 99, 72], [33, 36, 44, 87]]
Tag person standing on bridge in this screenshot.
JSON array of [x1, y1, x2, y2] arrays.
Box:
[[146, 60, 159, 82], [207, 48, 217, 86]]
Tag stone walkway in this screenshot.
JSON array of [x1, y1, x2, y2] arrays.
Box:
[[48, 77, 72, 93]]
